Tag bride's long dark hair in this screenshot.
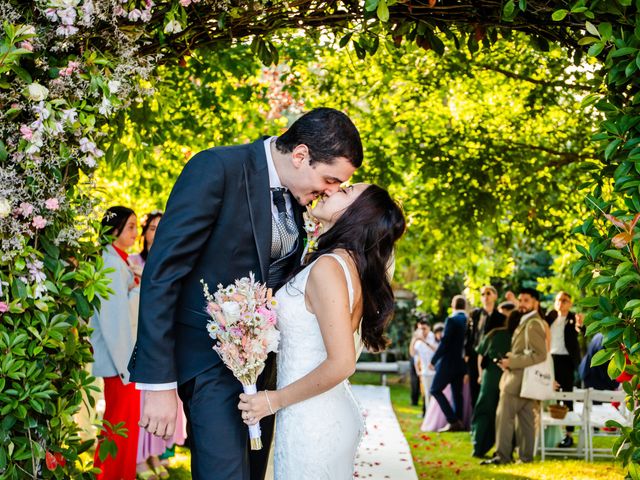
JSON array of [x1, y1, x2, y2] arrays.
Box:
[[298, 184, 406, 352]]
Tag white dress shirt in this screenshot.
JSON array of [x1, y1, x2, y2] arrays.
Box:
[[550, 314, 569, 355]]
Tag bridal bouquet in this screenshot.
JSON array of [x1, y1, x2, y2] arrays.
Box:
[[201, 273, 279, 450]]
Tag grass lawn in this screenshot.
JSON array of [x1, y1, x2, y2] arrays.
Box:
[[351, 372, 624, 480], [155, 373, 624, 480]]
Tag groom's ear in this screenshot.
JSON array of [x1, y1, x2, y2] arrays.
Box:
[[291, 144, 309, 168]]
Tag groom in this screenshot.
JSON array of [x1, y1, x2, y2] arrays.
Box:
[[128, 108, 363, 480]]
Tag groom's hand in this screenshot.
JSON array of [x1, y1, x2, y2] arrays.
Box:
[[139, 389, 178, 440]]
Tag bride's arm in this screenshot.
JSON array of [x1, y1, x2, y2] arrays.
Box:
[[238, 256, 358, 424]]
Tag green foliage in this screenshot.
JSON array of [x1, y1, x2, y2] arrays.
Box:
[[546, 1, 640, 474], [0, 231, 111, 478], [97, 33, 598, 310]]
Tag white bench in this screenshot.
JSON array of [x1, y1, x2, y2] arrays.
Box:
[[355, 361, 410, 386]]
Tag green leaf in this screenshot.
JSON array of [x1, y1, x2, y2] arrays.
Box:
[[339, 33, 353, 48], [585, 21, 599, 37], [503, 0, 516, 19], [578, 296, 600, 308], [624, 299, 640, 311], [588, 42, 605, 57], [598, 22, 612, 40], [578, 36, 600, 46], [615, 273, 640, 291], [365, 0, 379, 12], [377, 0, 390, 22], [605, 138, 622, 160], [611, 47, 638, 58], [614, 349, 626, 371], [590, 348, 612, 367], [603, 249, 627, 261], [551, 9, 568, 21]]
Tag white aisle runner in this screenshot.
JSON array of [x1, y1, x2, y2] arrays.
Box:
[[352, 385, 419, 480]]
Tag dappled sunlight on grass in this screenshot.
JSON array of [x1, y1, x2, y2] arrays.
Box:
[[350, 372, 624, 480], [96, 375, 624, 479]]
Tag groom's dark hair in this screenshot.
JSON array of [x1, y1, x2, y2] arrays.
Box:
[[275, 108, 363, 167]]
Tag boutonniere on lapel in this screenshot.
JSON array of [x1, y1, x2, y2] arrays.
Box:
[[301, 211, 322, 261]]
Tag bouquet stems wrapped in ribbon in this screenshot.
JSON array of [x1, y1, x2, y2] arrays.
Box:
[[201, 273, 279, 450]]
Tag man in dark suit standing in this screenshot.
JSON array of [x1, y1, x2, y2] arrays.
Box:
[[127, 108, 363, 480], [545, 291, 582, 448], [429, 295, 468, 432], [466, 285, 505, 408]]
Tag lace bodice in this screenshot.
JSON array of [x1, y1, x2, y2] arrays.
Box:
[[273, 253, 365, 479]]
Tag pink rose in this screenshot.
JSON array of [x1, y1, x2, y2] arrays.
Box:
[[0, 302, 8, 313], [32, 215, 47, 229], [19, 202, 34, 216], [20, 41, 33, 51], [20, 125, 33, 141], [45, 198, 59, 210], [180, 0, 192, 6]]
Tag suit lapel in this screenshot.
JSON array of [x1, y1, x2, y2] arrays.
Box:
[[244, 138, 271, 282]]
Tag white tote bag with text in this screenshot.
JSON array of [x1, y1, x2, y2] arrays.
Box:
[[520, 318, 555, 401]]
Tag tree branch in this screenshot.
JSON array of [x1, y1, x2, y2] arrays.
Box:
[[477, 64, 594, 92]]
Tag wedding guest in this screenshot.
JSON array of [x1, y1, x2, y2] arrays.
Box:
[[429, 295, 468, 432], [545, 291, 581, 448], [497, 301, 516, 317], [414, 321, 436, 415], [408, 320, 426, 407], [421, 322, 473, 432], [130, 211, 187, 479], [579, 333, 618, 391], [90, 206, 141, 480], [466, 285, 505, 408], [471, 310, 522, 458], [482, 287, 547, 465]]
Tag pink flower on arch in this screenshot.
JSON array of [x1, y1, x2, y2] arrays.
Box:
[[45, 198, 60, 210], [20, 125, 33, 141], [19, 202, 34, 216], [0, 302, 8, 313], [32, 215, 47, 229]]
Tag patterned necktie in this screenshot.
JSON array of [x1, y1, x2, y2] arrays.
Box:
[[271, 187, 298, 259]]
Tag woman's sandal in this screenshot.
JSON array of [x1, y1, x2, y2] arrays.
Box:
[[136, 469, 159, 480]]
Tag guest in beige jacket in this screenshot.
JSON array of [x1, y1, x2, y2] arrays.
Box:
[[481, 287, 548, 465]]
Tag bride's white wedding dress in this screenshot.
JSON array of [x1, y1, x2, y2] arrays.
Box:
[[273, 253, 365, 479]]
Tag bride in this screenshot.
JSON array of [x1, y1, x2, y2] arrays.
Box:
[[238, 183, 405, 479]]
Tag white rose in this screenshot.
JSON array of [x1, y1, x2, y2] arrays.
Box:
[[24, 83, 49, 102], [263, 327, 280, 353], [0, 198, 11, 218], [221, 301, 241, 323]]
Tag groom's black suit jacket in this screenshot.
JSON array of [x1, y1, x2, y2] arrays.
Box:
[[128, 137, 305, 386]]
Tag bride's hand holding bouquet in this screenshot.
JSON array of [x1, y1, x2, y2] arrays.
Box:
[[202, 273, 279, 450]]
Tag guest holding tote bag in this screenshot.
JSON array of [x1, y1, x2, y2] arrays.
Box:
[[481, 288, 548, 465]]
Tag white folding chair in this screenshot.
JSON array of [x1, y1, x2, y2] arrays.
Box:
[[538, 388, 589, 461], [586, 389, 631, 461]]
